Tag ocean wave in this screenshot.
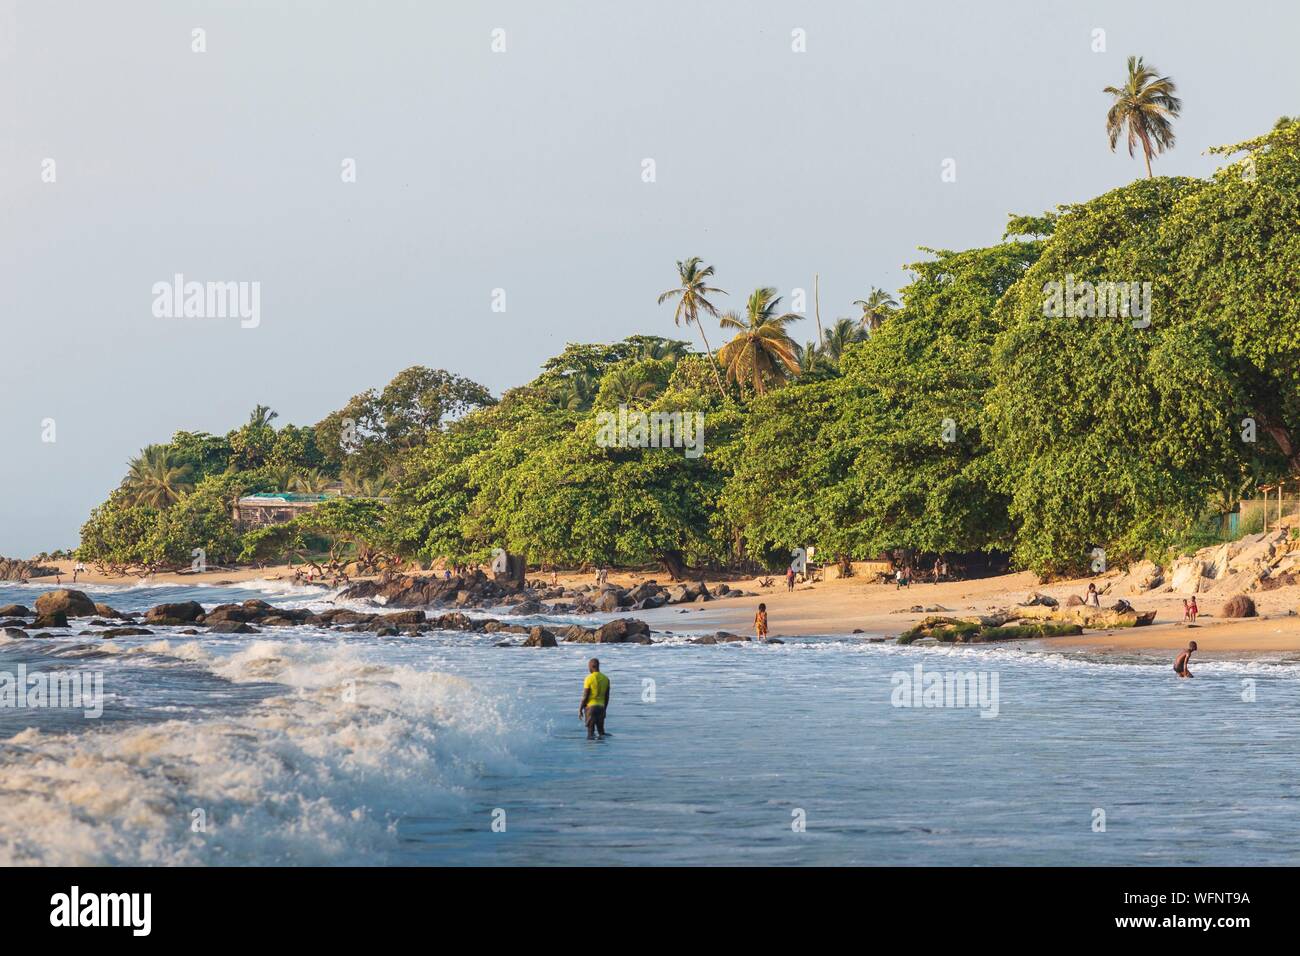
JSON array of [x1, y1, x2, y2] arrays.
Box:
[[0, 641, 531, 865]]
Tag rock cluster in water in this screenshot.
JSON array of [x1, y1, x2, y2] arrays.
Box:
[[340, 569, 748, 614], [0, 587, 664, 646]]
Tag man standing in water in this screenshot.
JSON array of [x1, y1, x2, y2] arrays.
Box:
[[1174, 640, 1197, 678], [579, 658, 611, 739]]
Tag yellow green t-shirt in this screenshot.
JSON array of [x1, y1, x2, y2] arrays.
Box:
[[584, 671, 610, 708]]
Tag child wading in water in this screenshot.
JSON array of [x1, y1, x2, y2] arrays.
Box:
[[754, 603, 768, 641]]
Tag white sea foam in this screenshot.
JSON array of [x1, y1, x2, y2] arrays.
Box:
[[0, 640, 531, 866]]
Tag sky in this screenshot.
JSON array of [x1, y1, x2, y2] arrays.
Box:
[[2, 0, 1298, 556]]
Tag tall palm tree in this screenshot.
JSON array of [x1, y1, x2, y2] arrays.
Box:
[[716, 288, 802, 395], [657, 257, 728, 398], [247, 404, 279, 429], [821, 317, 868, 363], [123, 445, 193, 508], [853, 287, 899, 334], [1105, 55, 1182, 178]]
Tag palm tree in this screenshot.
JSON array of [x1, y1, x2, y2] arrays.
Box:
[[123, 445, 193, 508], [716, 288, 802, 395], [657, 257, 728, 398], [261, 463, 297, 491], [795, 340, 836, 381], [635, 338, 689, 362], [821, 317, 868, 363], [247, 404, 279, 429], [601, 367, 660, 407], [554, 372, 597, 412], [289, 468, 332, 494], [853, 287, 899, 334], [343, 473, 391, 498], [1105, 55, 1182, 178]]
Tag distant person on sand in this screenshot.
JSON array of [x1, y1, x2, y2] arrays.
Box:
[[1182, 596, 1199, 624], [786, 566, 796, 591], [579, 658, 610, 739], [1173, 641, 1197, 678], [895, 567, 909, 589], [755, 602, 769, 640], [1085, 583, 1100, 607]]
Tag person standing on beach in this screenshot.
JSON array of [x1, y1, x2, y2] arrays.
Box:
[[755, 602, 769, 640], [786, 566, 795, 591], [1085, 583, 1100, 607], [1173, 641, 1197, 678], [579, 658, 610, 739]]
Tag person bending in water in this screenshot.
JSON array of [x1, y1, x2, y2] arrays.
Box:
[[579, 658, 611, 739], [755, 602, 769, 640], [1174, 640, 1197, 678]]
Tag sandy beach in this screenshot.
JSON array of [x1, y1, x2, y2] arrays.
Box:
[[26, 559, 1299, 657]]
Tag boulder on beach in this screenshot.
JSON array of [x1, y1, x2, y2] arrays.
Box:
[[1221, 594, 1256, 618], [0, 604, 32, 618], [35, 589, 97, 619], [1, 627, 28, 639], [34, 611, 69, 628], [93, 602, 127, 619]]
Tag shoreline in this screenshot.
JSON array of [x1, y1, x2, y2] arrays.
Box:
[[10, 559, 1300, 658]]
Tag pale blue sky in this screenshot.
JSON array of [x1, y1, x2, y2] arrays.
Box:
[[3, 0, 1298, 555]]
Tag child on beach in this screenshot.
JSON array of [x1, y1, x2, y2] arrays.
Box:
[[786, 567, 795, 591], [1183, 596, 1198, 624], [1085, 583, 1100, 607], [754, 603, 768, 640], [1173, 641, 1197, 678]]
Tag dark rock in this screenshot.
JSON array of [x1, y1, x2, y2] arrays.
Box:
[[375, 626, 399, 637], [0, 604, 31, 617], [203, 604, 259, 624], [34, 611, 68, 629], [593, 619, 652, 644], [327, 610, 376, 626], [35, 589, 97, 618], [208, 621, 258, 634], [508, 600, 544, 616], [558, 624, 594, 642], [93, 602, 126, 619], [713, 631, 749, 643], [260, 616, 301, 627], [145, 601, 205, 623], [100, 627, 154, 638], [689, 634, 717, 644], [524, 626, 557, 647], [379, 609, 426, 626], [1, 627, 28, 639]]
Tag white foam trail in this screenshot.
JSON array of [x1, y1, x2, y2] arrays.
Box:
[[0, 640, 531, 866]]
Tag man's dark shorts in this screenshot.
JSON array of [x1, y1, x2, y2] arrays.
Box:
[[586, 705, 606, 736]]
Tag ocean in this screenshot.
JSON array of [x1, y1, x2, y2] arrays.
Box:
[[2, 580, 1298, 866]]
